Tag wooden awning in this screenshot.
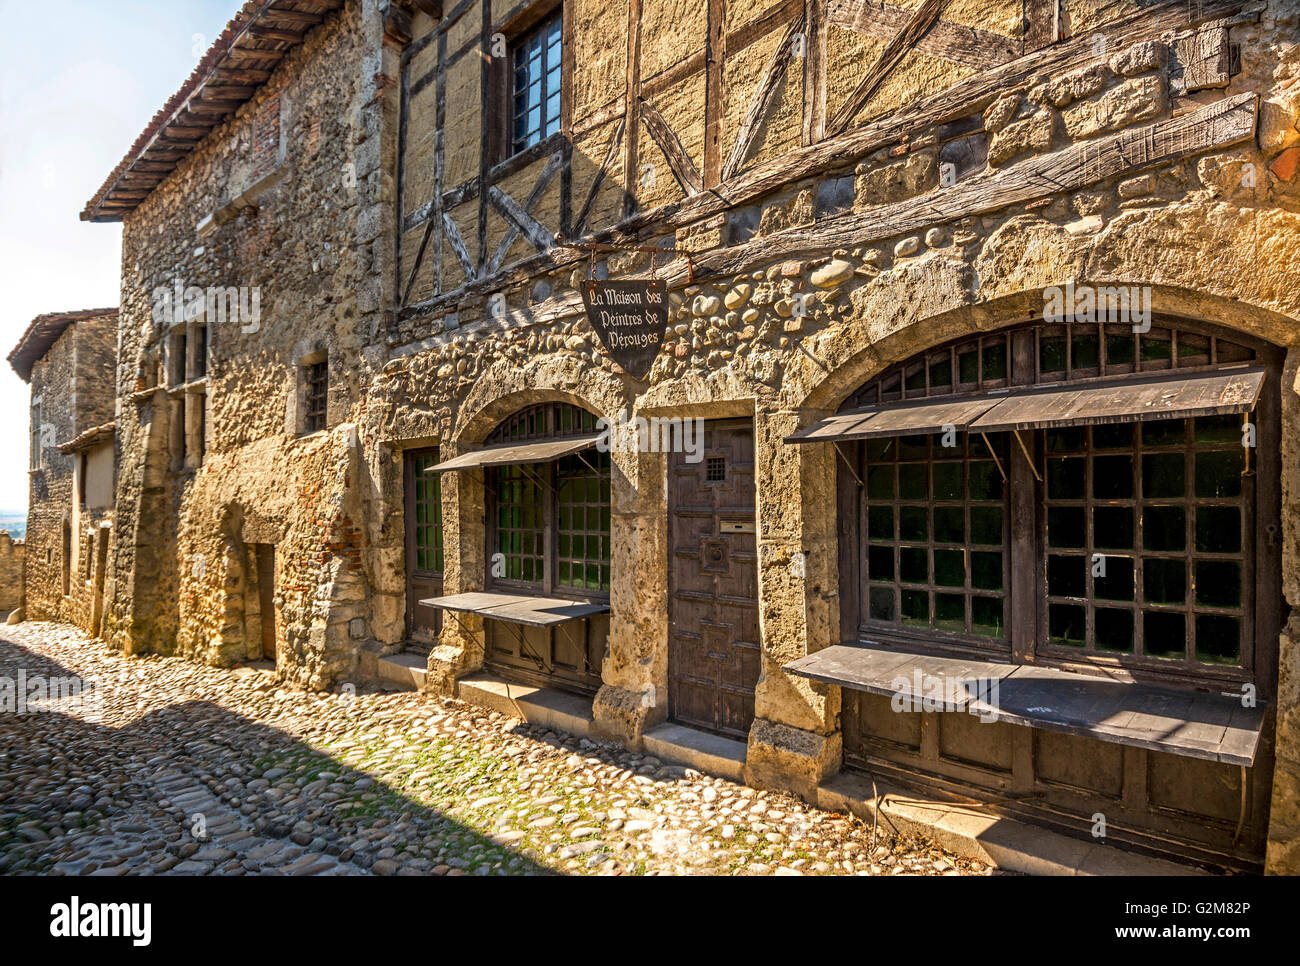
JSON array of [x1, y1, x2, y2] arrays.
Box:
[[969, 367, 1266, 433], [424, 434, 602, 473], [785, 397, 999, 444], [785, 643, 1267, 766], [421, 592, 610, 628], [786, 368, 1266, 445]]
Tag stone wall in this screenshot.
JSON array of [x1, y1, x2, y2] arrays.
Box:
[[0, 534, 25, 612], [26, 325, 78, 624], [107, 0, 395, 689]]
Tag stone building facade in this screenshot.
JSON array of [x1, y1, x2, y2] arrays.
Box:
[[9, 309, 118, 636], [76, 0, 1299, 872], [0, 534, 25, 614]]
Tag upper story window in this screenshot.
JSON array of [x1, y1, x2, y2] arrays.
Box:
[[510, 11, 562, 156], [30, 402, 42, 471]]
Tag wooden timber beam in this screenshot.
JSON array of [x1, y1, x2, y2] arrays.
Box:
[[441, 210, 476, 282], [572, 116, 626, 238], [487, 183, 558, 255], [487, 150, 565, 275], [247, 24, 308, 43], [723, 13, 805, 180], [828, 0, 1020, 70], [640, 99, 703, 195], [704, 0, 726, 185], [827, 0, 950, 136], [803, 0, 828, 146], [679, 93, 1260, 282], [262, 9, 325, 27], [398, 0, 1249, 317], [210, 66, 274, 83], [623, 0, 643, 219]]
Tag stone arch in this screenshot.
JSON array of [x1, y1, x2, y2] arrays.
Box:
[[795, 284, 1300, 414], [452, 354, 630, 450]]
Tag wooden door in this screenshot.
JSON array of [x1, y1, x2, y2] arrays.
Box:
[[668, 419, 761, 739], [405, 448, 444, 644], [256, 543, 277, 663]]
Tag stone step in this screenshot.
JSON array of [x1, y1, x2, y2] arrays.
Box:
[[456, 672, 594, 736], [814, 772, 1208, 877], [642, 723, 747, 782], [375, 652, 427, 690]]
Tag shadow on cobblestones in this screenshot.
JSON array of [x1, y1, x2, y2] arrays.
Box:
[[0, 639, 550, 876], [1, 622, 995, 876]]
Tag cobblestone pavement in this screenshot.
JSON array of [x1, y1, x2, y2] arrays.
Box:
[[0, 622, 994, 876]]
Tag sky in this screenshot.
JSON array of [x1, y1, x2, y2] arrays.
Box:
[[0, 0, 239, 513]]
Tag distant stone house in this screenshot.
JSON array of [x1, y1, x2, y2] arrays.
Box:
[[74, 0, 1300, 873], [8, 309, 118, 635]]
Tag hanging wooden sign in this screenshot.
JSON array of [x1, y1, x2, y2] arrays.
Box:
[[580, 278, 669, 380]]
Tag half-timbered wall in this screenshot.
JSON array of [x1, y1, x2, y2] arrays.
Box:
[[372, 0, 1300, 873]]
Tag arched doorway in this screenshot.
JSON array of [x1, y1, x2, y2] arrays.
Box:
[[789, 316, 1285, 868]]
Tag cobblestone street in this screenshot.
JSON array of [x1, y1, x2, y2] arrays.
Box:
[[0, 622, 992, 876]]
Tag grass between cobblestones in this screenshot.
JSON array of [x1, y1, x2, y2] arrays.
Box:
[[0, 621, 993, 877]]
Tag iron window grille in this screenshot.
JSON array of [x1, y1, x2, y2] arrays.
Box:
[[304, 360, 328, 433]]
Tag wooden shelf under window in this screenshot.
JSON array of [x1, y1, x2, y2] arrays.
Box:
[[786, 642, 1266, 767], [421, 591, 609, 628]]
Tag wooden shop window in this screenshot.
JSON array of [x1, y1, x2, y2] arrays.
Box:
[[815, 320, 1283, 694], [858, 432, 1010, 644], [485, 402, 610, 597]]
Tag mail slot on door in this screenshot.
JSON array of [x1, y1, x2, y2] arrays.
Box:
[[719, 519, 756, 534]]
